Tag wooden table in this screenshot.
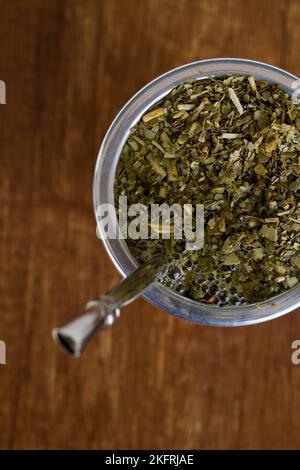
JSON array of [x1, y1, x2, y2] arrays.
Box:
[[0, 0, 300, 449]]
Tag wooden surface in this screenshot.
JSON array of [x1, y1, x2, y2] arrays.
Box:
[[1, 0, 300, 450]]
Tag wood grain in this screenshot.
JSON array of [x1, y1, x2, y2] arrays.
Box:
[[0, 0, 300, 449]]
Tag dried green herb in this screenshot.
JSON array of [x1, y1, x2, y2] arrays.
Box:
[[114, 75, 300, 306]]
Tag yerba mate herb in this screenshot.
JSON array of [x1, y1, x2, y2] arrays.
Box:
[[114, 75, 300, 306]]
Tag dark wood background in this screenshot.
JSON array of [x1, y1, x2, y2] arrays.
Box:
[[1, 0, 300, 450]]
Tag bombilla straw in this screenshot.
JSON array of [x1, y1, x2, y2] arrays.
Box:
[[52, 254, 167, 358]]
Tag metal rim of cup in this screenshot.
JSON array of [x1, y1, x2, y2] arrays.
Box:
[[93, 58, 300, 327]]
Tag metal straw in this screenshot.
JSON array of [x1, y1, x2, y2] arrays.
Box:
[[52, 254, 167, 357]]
